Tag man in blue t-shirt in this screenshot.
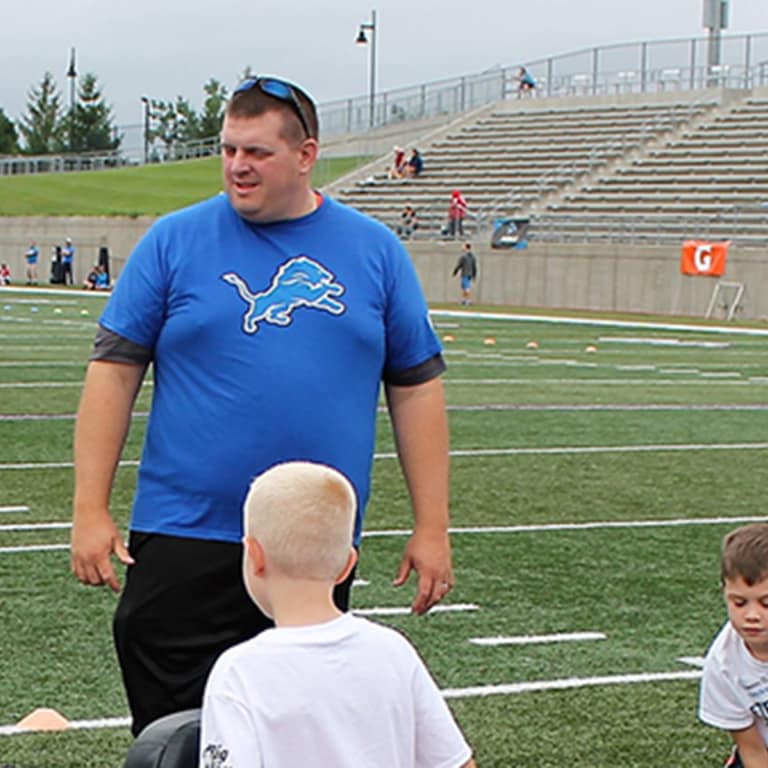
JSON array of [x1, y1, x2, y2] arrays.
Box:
[[70, 76, 453, 736], [61, 237, 75, 285], [25, 242, 39, 285]]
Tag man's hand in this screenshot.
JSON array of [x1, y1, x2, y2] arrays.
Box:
[[393, 526, 453, 615], [70, 510, 134, 593]]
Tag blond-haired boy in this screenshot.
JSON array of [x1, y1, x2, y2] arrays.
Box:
[[700, 523, 768, 767], [200, 461, 475, 768]]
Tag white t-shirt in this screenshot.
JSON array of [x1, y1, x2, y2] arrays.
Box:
[[699, 621, 768, 744], [200, 613, 472, 768]]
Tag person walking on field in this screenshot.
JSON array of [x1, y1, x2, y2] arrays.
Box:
[[452, 242, 477, 306], [70, 74, 454, 737]]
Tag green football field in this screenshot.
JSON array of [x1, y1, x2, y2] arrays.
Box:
[[2, 287, 767, 766]]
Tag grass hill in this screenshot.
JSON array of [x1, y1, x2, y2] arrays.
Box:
[[0, 155, 368, 217]]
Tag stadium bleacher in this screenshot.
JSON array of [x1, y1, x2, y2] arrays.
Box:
[[332, 91, 768, 247]]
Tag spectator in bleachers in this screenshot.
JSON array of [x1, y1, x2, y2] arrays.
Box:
[[446, 189, 469, 238], [0, 263, 10, 286], [396, 204, 419, 240], [389, 146, 407, 179], [517, 67, 536, 97], [404, 148, 423, 178]]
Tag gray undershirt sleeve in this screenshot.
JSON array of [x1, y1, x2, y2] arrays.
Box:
[[89, 326, 153, 365]]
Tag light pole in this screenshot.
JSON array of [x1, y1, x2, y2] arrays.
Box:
[[356, 10, 377, 129], [703, 0, 728, 80], [66, 47, 77, 152], [141, 96, 150, 164]]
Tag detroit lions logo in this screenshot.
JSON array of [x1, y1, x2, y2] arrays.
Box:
[[222, 256, 346, 334]]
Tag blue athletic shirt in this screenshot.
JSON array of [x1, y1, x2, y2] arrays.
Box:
[[99, 193, 442, 545]]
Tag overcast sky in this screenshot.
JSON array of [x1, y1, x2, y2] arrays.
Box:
[[1, 0, 766, 132]]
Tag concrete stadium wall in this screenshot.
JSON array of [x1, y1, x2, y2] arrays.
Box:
[[409, 240, 768, 322], [0, 216, 153, 285], [1, 218, 765, 322]]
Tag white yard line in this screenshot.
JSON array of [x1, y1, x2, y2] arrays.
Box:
[[0, 669, 703, 735], [2, 442, 767, 472], [431, 309, 768, 337], [0, 505, 29, 513], [353, 603, 479, 617], [470, 631, 606, 646], [441, 669, 702, 699], [365, 514, 768, 538]]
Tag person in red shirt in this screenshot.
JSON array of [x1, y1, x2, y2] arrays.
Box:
[[447, 189, 468, 238]]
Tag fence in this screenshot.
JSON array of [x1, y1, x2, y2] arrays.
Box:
[[1, 30, 767, 175]]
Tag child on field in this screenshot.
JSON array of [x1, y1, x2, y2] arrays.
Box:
[[700, 523, 768, 767], [201, 461, 475, 768]]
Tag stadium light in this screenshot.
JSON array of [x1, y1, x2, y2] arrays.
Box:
[[141, 96, 150, 165], [356, 10, 377, 129], [703, 0, 729, 77], [66, 48, 77, 152]]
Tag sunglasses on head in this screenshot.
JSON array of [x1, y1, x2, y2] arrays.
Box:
[[234, 77, 313, 139]]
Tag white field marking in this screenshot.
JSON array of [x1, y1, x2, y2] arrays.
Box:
[[470, 631, 606, 646], [0, 544, 69, 554], [616, 364, 657, 371], [445, 377, 759, 385], [353, 578, 370, 587], [430, 309, 768, 337], [0, 522, 70, 532], [678, 656, 706, 668], [443, 404, 768, 412], [0, 505, 29, 513], [0, 668, 702, 735], [0, 361, 85, 367], [353, 603, 478, 617], [658, 368, 701, 374], [597, 336, 730, 349], [0, 715, 132, 737], [440, 669, 702, 699], [7, 514, 768, 555], [700, 372, 742, 378], [362, 514, 768, 538], [3, 441, 768, 472], [2, 402, 762, 423], [0, 382, 86, 388], [0, 459, 138, 470], [0, 286, 107, 300]]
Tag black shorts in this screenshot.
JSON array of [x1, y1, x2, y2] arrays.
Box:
[[114, 532, 356, 736]]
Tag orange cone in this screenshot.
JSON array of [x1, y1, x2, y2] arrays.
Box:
[[16, 708, 70, 731]]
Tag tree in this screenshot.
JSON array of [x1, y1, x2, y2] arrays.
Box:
[[199, 78, 228, 138], [63, 73, 121, 152], [0, 109, 18, 155], [18, 72, 65, 154], [148, 97, 202, 158]]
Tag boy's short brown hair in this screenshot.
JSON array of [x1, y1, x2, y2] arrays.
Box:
[[721, 523, 768, 585]]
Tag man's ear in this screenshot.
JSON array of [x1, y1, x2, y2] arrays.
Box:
[[244, 536, 266, 576], [297, 138, 319, 176], [335, 547, 358, 585]]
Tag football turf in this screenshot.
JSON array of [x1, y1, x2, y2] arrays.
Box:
[[2, 290, 767, 766]]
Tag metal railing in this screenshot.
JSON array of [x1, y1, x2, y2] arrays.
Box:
[[2, 30, 767, 175], [528, 203, 768, 246], [317, 30, 768, 137]]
